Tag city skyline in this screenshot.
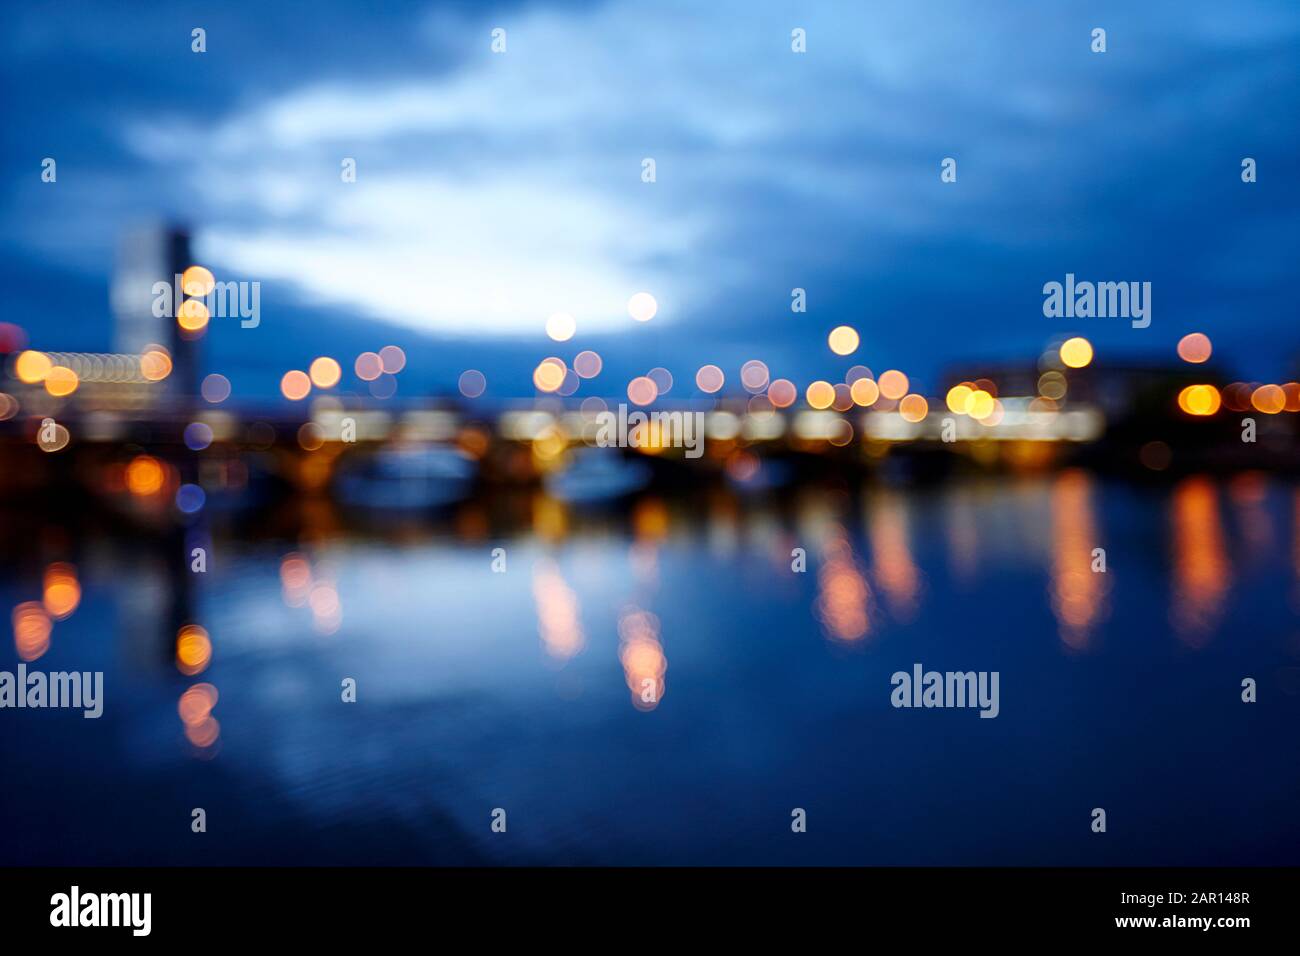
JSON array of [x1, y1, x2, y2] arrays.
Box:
[[2, 0, 1298, 401]]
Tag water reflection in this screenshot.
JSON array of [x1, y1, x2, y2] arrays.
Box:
[[815, 530, 873, 643], [179, 682, 221, 753], [533, 559, 585, 661], [944, 488, 980, 585], [867, 492, 920, 621], [618, 605, 666, 710], [1170, 476, 1231, 646], [12, 601, 51, 662], [4, 473, 1298, 864], [1049, 470, 1108, 650], [1228, 472, 1273, 564]]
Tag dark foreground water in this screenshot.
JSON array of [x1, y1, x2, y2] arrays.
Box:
[[3, 471, 1299, 865]]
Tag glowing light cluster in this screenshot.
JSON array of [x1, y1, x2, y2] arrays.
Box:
[[1178, 384, 1222, 416], [533, 357, 567, 393], [618, 606, 666, 710]]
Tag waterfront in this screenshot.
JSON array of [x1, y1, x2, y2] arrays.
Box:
[[3, 472, 1298, 865]]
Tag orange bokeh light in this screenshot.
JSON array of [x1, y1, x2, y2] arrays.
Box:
[[1176, 332, 1212, 364], [899, 394, 929, 423], [877, 370, 909, 401], [15, 350, 51, 384], [176, 624, 212, 676], [43, 563, 81, 620], [805, 380, 835, 409], [1178, 384, 1221, 417], [43, 365, 79, 397], [140, 349, 173, 382], [177, 298, 210, 332], [126, 455, 166, 496], [309, 357, 342, 389], [1251, 384, 1286, 414], [280, 370, 311, 401], [13, 601, 52, 662]]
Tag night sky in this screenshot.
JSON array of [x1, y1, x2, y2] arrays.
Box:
[[3, 0, 1298, 399]]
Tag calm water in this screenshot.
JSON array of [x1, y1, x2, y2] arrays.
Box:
[[3, 472, 1299, 865]]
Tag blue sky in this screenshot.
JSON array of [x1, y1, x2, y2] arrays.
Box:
[[3, 0, 1298, 399]]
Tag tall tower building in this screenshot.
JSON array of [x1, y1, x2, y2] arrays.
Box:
[[110, 224, 200, 400]]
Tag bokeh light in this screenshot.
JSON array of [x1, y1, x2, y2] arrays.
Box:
[[298, 422, 325, 451], [184, 422, 214, 450], [545, 312, 576, 342], [946, 384, 973, 414], [309, 356, 342, 388], [828, 325, 860, 356], [179, 684, 219, 725], [850, 377, 880, 407], [805, 380, 835, 410], [767, 378, 797, 408], [43, 365, 79, 397], [899, 394, 929, 422], [379, 345, 406, 373], [181, 265, 216, 297], [355, 351, 383, 381], [0, 323, 26, 353], [42, 564, 80, 621], [878, 369, 909, 401], [967, 389, 995, 420], [280, 370, 311, 401], [458, 369, 487, 398], [627, 376, 658, 406], [13, 602, 52, 662], [1251, 384, 1286, 414], [695, 365, 724, 393], [1176, 333, 1212, 364], [201, 373, 231, 403], [177, 298, 210, 332], [176, 624, 212, 676], [176, 483, 206, 514], [1059, 336, 1093, 369], [740, 360, 770, 393], [647, 367, 673, 395], [15, 350, 51, 384], [126, 455, 166, 496], [37, 419, 70, 453], [533, 358, 566, 393], [1178, 384, 1221, 416], [627, 292, 658, 322], [140, 348, 172, 382], [573, 350, 602, 379]]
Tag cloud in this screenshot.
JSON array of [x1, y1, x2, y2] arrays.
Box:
[[11, 0, 1298, 381]]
